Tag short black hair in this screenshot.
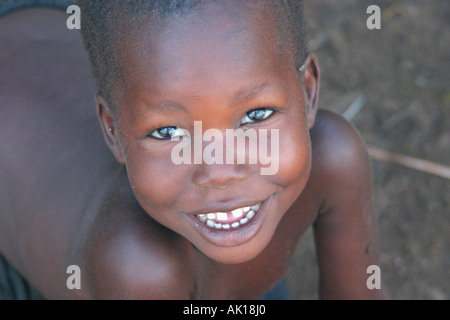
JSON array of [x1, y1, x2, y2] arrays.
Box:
[[77, 0, 308, 112]]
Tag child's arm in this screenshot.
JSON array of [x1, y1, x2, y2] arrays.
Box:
[[311, 111, 389, 299]]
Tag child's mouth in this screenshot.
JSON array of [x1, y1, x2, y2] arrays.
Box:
[[195, 202, 262, 230], [184, 196, 272, 249]]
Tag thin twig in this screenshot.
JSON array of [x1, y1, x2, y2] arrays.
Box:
[[343, 94, 367, 121], [367, 146, 450, 180], [342, 97, 449, 179]]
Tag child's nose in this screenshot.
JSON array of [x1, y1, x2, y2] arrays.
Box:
[[192, 163, 249, 188]]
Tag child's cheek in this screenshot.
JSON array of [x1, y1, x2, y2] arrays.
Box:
[[124, 144, 190, 210], [270, 124, 312, 187]]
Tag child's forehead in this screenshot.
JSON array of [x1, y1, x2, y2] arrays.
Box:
[[125, 0, 279, 57], [116, 1, 290, 97]]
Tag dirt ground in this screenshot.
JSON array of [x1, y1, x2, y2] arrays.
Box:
[[285, 0, 449, 299]]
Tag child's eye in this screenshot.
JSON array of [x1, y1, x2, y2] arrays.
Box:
[[240, 107, 275, 125], [148, 126, 186, 140]]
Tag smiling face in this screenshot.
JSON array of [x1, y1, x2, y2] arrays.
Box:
[[97, 1, 319, 264]]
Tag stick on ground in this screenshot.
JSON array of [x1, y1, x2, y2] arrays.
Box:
[[367, 146, 450, 180]]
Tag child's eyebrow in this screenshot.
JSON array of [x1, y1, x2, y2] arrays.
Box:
[[230, 81, 282, 105], [144, 101, 188, 114], [140, 81, 282, 114]]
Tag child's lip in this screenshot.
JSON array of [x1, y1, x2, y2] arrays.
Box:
[[183, 196, 272, 247], [194, 202, 262, 230], [190, 200, 263, 217]]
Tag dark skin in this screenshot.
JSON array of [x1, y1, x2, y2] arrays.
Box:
[[0, 5, 388, 299]]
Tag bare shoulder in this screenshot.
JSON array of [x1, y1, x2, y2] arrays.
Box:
[[79, 170, 195, 300], [307, 110, 387, 299], [309, 109, 372, 213]]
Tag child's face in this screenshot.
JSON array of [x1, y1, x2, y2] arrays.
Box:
[[101, 2, 318, 264]]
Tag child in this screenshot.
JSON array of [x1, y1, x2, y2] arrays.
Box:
[[0, 0, 388, 299]]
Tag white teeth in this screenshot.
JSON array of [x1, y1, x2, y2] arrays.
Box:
[[232, 208, 243, 218], [207, 213, 216, 220], [231, 222, 240, 228], [246, 210, 255, 220], [196, 202, 262, 230], [216, 212, 228, 221]]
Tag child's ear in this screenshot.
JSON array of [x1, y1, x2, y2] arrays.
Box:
[[95, 93, 126, 164], [302, 53, 320, 129]]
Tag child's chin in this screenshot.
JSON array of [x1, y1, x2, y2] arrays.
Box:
[[204, 247, 262, 265], [195, 234, 273, 265]]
